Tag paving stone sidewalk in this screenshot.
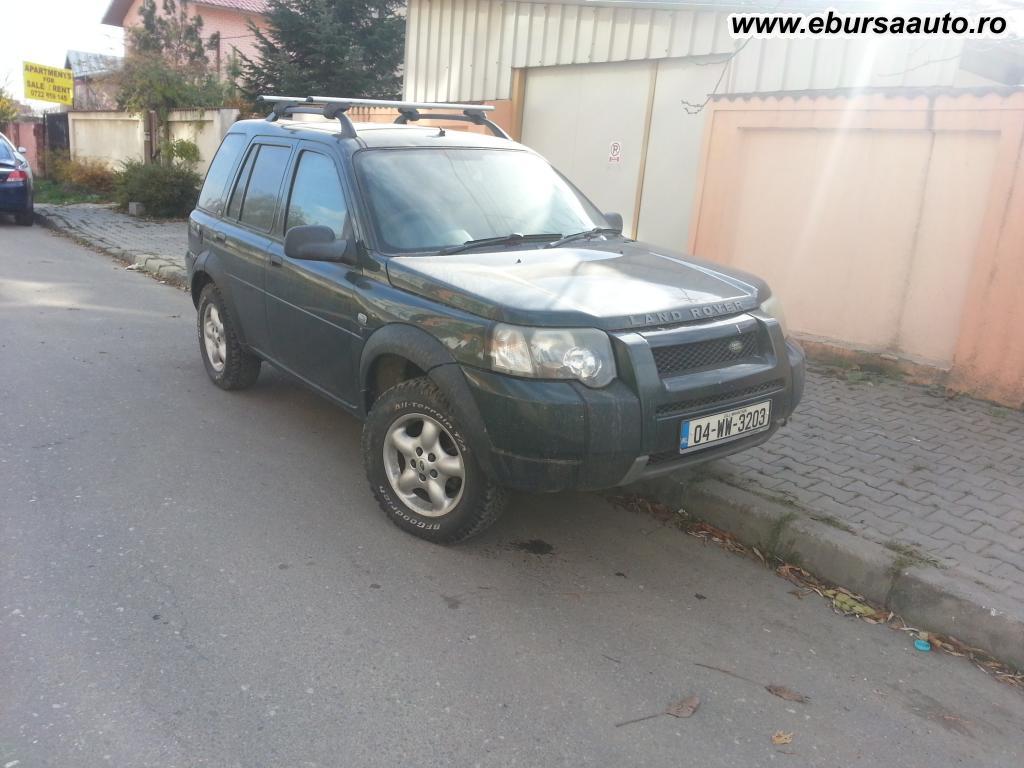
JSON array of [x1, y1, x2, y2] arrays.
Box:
[[714, 365, 1024, 602], [36, 204, 187, 284]]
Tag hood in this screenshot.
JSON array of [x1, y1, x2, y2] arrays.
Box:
[[385, 241, 768, 331]]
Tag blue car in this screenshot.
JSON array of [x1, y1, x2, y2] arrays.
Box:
[[0, 132, 34, 226]]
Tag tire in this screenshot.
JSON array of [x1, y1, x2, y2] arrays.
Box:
[[362, 377, 507, 544], [15, 205, 33, 226], [196, 283, 261, 390]]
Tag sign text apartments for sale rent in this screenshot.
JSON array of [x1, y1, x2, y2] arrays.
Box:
[[23, 61, 74, 106]]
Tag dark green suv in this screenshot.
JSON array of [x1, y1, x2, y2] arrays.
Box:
[[187, 96, 805, 544]]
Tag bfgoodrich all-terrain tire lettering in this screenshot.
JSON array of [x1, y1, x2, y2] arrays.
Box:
[[362, 377, 507, 544], [197, 283, 261, 390]]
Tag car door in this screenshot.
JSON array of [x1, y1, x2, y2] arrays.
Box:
[[265, 146, 362, 407], [217, 139, 294, 355]]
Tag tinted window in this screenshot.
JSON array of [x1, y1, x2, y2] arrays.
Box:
[[286, 152, 348, 239], [226, 147, 256, 221], [0, 138, 15, 163], [197, 133, 245, 214], [238, 145, 290, 231]]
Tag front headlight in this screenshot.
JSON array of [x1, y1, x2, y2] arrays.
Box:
[[488, 323, 616, 388], [759, 294, 789, 338]]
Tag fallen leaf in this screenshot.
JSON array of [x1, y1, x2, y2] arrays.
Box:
[[766, 685, 810, 704], [771, 730, 794, 745], [666, 695, 700, 718]]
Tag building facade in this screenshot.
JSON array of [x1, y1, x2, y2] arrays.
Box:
[[102, 0, 270, 75]]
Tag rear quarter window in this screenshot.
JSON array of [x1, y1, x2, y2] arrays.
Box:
[[197, 133, 246, 215]]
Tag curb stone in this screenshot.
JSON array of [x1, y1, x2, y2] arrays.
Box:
[[134, 254, 188, 288], [35, 209, 189, 291], [630, 474, 1024, 672]]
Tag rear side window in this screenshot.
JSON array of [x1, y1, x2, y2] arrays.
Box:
[[235, 144, 291, 232], [197, 133, 245, 215], [285, 152, 349, 239], [226, 148, 256, 221]]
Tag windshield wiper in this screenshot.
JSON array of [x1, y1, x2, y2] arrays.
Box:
[[545, 227, 623, 248], [437, 232, 561, 255]]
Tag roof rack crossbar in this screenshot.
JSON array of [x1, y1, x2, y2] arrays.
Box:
[[262, 97, 357, 139], [257, 95, 507, 140], [394, 107, 510, 139]]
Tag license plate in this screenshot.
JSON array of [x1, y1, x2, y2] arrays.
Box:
[[679, 400, 772, 453]]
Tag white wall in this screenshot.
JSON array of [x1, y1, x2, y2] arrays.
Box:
[[69, 108, 239, 173], [68, 112, 146, 168], [522, 60, 654, 236], [166, 109, 239, 173], [636, 56, 728, 248]]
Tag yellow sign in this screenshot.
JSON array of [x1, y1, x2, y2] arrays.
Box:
[[23, 61, 74, 106]]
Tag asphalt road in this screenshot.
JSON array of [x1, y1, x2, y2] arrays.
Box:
[[2, 223, 1023, 768]]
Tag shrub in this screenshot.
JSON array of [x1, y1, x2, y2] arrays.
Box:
[[61, 158, 117, 196], [47, 151, 117, 197], [114, 160, 200, 218]]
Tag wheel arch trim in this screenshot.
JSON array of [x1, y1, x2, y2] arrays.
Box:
[[359, 323, 496, 475]]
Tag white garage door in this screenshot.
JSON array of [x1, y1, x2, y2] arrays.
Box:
[[521, 61, 654, 237]]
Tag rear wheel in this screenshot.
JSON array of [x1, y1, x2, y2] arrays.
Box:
[[362, 378, 507, 544], [15, 204, 33, 226], [196, 283, 261, 390]]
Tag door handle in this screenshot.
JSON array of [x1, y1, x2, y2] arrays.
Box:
[[211, 231, 226, 243], [270, 253, 283, 267]]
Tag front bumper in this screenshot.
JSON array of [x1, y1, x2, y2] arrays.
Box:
[[458, 315, 805, 492]]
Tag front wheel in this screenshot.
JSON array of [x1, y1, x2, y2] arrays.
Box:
[[362, 378, 507, 544]]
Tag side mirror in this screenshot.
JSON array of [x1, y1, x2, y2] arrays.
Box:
[[16, 147, 27, 154], [604, 212, 623, 233], [284, 224, 357, 265]]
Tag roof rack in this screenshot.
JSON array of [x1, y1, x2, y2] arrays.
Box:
[[257, 96, 510, 140]]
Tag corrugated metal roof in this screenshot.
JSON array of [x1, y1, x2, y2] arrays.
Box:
[[64, 50, 123, 78]]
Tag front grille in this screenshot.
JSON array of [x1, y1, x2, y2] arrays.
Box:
[[651, 330, 761, 378], [655, 379, 784, 417]]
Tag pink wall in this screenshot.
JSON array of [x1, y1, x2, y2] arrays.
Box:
[[2, 120, 44, 176], [122, 0, 268, 75], [690, 90, 1024, 408], [947, 93, 1024, 407]]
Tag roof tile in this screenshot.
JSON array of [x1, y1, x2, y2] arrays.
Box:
[[194, 0, 268, 13]]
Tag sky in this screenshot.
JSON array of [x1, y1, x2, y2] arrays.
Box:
[[0, 0, 124, 109]]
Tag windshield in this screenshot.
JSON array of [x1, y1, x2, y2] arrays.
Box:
[[355, 148, 608, 253]]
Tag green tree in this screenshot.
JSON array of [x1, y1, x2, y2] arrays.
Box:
[[240, 0, 405, 107], [117, 0, 224, 159], [0, 82, 19, 126]]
